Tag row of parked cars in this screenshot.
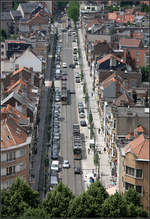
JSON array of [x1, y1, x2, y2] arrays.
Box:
[[78, 102, 87, 127]]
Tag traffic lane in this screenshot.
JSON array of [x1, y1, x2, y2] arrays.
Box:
[[61, 104, 76, 194]]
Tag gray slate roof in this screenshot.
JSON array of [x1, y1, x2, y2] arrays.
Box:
[[1, 12, 12, 20]]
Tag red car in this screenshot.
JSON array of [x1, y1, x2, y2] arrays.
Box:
[[61, 76, 67, 81]]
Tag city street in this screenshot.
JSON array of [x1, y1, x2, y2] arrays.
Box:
[[57, 24, 84, 195]]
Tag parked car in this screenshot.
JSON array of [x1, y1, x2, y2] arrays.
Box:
[[69, 63, 76, 69], [76, 78, 80, 83], [51, 149, 58, 160], [78, 102, 84, 107], [78, 107, 84, 113], [51, 160, 59, 171], [74, 167, 82, 174], [63, 160, 70, 168], [62, 71, 67, 76], [79, 113, 85, 118], [61, 76, 67, 81], [80, 120, 87, 127]]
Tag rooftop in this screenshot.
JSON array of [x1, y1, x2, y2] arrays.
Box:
[[123, 134, 150, 161]]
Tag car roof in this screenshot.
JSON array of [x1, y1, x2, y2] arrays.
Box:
[[52, 160, 59, 164]]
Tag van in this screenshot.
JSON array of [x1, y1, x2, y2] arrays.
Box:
[[51, 160, 59, 171]]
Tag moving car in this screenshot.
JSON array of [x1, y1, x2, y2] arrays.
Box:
[[62, 62, 67, 68], [63, 160, 70, 168]]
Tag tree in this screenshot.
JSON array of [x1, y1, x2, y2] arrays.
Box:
[[86, 181, 109, 217], [68, 192, 95, 217], [124, 189, 148, 217], [1, 29, 7, 40], [101, 192, 128, 217], [141, 4, 149, 13], [124, 188, 143, 207], [67, 1, 80, 24], [1, 177, 40, 217], [56, 1, 68, 10], [23, 207, 47, 218], [42, 182, 74, 217], [141, 65, 150, 82]]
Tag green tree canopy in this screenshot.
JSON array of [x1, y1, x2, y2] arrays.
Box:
[[124, 188, 143, 207], [1, 29, 7, 41], [68, 192, 95, 217], [141, 65, 150, 82], [86, 181, 109, 216], [42, 182, 74, 217], [101, 192, 128, 217], [1, 177, 40, 217], [23, 207, 47, 218], [67, 1, 80, 24]]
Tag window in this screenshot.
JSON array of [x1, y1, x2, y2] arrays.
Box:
[[20, 162, 26, 171], [20, 148, 26, 157], [6, 166, 16, 176], [7, 151, 16, 162], [136, 51, 139, 55], [136, 185, 143, 194], [125, 182, 134, 190], [136, 57, 139, 62], [136, 169, 143, 178], [125, 166, 135, 176]]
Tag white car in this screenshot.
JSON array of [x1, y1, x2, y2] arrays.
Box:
[[79, 113, 85, 118], [63, 160, 70, 168], [51, 160, 59, 171], [56, 64, 61, 69], [62, 62, 67, 68]]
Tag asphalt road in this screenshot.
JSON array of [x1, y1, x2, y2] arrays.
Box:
[[58, 26, 84, 195]]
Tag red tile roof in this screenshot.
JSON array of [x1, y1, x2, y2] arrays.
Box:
[[124, 15, 135, 24], [124, 134, 150, 160], [1, 105, 28, 149], [108, 12, 117, 20], [13, 66, 26, 75], [98, 54, 125, 65], [116, 15, 124, 23], [120, 38, 141, 47], [6, 79, 26, 93]]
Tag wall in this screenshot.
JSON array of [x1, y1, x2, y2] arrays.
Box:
[[120, 152, 149, 212], [1, 144, 29, 189]]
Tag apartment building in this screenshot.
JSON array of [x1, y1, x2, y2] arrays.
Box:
[[120, 134, 150, 212], [1, 104, 32, 189]]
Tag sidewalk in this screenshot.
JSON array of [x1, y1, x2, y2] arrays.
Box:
[[77, 29, 113, 190]]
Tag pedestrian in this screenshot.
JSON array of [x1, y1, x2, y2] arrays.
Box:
[[88, 148, 90, 154]]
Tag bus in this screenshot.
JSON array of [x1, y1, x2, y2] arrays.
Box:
[[72, 124, 82, 160], [61, 90, 67, 105]]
